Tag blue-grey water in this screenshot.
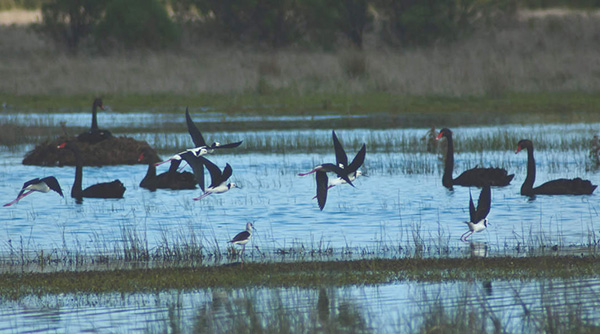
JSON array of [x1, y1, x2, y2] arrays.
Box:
[[1, 278, 599, 333], [1, 111, 600, 332]]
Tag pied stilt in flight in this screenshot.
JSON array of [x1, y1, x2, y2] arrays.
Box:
[[180, 152, 237, 200], [461, 185, 491, 241], [300, 130, 366, 210], [155, 107, 242, 191], [4, 177, 63, 207]]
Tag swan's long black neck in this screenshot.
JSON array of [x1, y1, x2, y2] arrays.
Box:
[[91, 104, 99, 130], [69, 147, 84, 199], [521, 145, 536, 195], [142, 163, 157, 183], [442, 134, 454, 188]]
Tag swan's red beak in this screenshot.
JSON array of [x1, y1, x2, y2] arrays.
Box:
[[515, 145, 522, 154], [57, 142, 67, 149], [138, 152, 144, 162], [436, 132, 444, 140], [99, 103, 105, 110]]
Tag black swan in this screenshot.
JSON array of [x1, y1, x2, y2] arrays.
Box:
[[4, 176, 63, 207], [516, 139, 597, 196], [138, 148, 196, 191], [77, 98, 113, 144], [180, 152, 237, 200], [461, 185, 491, 241], [436, 128, 514, 189], [58, 142, 126, 201]]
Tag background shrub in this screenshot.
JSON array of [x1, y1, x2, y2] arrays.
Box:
[[95, 0, 180, 49], [189, 0, 302, 47], [38, 0, 107, 52]]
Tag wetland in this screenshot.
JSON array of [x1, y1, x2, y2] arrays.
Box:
[[1, 105, 600, 333]]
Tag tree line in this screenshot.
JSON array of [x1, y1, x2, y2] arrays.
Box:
[[17, 0, 525, 52]]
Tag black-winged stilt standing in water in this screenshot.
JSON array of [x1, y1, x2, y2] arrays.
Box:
[[229, 222, 254, 262], [180, 152, 237, 200], [4, 177, 63, 207], [155, 108, 243, 190], [461, 185, 491, 241]]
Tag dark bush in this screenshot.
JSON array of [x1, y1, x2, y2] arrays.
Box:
[[336, 0, 371, 48], [189, 0, 302, 47], [375, 0, 516, 47], [38, 0, 107, 52], [300, 0, 371, 49], [95, 0, 181, 49]]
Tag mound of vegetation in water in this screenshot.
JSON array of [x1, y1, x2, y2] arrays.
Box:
[[22, 136, 160, 166]]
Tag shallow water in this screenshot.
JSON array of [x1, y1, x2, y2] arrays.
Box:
[[2, 278, 599, 333], [1, 129, 598, 257], [1, 112, 600, 332]]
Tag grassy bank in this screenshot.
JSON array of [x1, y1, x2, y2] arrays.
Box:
[[4, 91, 600, 118], [1, 255, 599, 299], [2, 11, 600, 105]]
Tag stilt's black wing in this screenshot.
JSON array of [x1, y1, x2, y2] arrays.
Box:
[[332, 130, 348, 167], [230, 230, 250, 243], [185, 107, 207, 148], [475, 185, 491, 222], [347, 144, 366, 173], [321, 163, 354, 187], [41, 176, 63, 197], [468, 190, 476, 223], [180, 151, 207, 191], [316, 171, 329, 211], [18, 178, 41, 198], [168, 159, 182, 174], [197, 156, 223, 188], [220, 163, 233, 184], [212, 141, 243, 149]]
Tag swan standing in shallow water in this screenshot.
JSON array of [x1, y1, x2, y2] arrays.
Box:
[[58, 142, 126, 202], [436, 128, 514, 190], [516, 139, 597, 196]]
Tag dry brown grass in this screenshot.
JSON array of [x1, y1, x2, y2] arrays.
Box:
[[2, 10, 600, 97], [0, 9, 40, 25]]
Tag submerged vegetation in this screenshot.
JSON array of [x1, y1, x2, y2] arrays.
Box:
[[1, 256, 600, 299]]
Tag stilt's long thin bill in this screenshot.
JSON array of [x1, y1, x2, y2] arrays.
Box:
[[154, 158, 173, 167]]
